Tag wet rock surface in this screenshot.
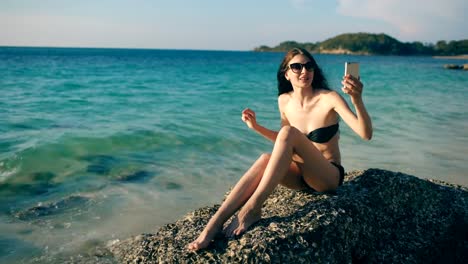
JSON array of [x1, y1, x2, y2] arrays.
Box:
[[15, 195, 94, 221], [107, 169, 467, 263], [115, 170, 154, 182]]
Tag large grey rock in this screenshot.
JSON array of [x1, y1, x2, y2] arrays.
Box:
[[108, 169, 467, 263]]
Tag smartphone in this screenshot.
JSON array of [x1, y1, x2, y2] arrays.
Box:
[[345, 62, 360, 78]]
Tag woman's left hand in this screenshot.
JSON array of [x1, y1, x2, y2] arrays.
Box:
[[341, 75, 363, 104]]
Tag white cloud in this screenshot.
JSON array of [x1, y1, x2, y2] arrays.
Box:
[[336, 0, 467, 41]]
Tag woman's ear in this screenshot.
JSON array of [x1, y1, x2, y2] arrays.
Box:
[[285, 72, 290, 81]]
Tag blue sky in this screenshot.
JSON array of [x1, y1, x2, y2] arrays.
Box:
[[1, 0, 466, 50]]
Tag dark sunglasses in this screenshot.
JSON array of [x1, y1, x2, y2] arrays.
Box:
[[289, 62, 315, 73]]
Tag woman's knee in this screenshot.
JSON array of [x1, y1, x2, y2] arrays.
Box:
[[277, 126, 301, 143], [258, 153, 271, 164]]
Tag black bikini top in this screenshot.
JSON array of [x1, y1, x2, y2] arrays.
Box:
[[306, 123, 339, 143]]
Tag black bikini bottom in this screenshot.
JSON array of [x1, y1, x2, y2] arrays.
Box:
[[330, 162, 345, 186], [303, 162, 345, 191]]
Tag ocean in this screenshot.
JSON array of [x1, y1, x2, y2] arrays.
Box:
[[1, 47, 467, 262]]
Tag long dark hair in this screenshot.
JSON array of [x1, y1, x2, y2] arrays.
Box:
[[277, 48, 330, 96]]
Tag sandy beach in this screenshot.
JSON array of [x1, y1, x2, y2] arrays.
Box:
[[433, 54, 468, 59]]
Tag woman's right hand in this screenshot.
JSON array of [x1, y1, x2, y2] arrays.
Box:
[[241, 108, 257, 129]]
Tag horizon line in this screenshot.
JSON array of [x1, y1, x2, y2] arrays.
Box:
[[0, 45, 254, 53]]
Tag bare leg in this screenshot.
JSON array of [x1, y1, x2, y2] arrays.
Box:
[[187, 154, 270, 251], [227, 126, 340, 236]]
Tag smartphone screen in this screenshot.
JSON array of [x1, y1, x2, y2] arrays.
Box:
[[345, 62, 360, 78]]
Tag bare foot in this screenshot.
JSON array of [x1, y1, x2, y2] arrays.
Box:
[[224, 207, 261, 237], [187, 224, 221, 251], [223, 215, 240, 237]]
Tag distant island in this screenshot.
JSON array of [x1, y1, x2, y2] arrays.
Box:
[[254, 33, 468, 56]]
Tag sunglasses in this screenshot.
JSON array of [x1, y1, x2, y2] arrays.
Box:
[[289, 62, 315, 73]]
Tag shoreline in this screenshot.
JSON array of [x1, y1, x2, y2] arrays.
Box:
[[433, 54, 468, 59]]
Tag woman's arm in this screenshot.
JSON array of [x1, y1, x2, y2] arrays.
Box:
[[242, 95, 292, 142], [242, 108, 279, 142], [332, 75, 373, 140], [252, 124, 278, 142]]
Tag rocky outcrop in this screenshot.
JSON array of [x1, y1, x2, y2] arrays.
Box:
[[443, 64, 468, 70], [108, 169, 467, 263]]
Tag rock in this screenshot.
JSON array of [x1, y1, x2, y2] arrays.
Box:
[[108, 169, 467, 263], [81, 155, 119, 175], [115, 170, 154, 182], [15, 195, 94, 221], [444, 64, 463, 70]]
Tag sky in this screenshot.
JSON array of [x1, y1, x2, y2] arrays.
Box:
[[1, 0, 467, 50]]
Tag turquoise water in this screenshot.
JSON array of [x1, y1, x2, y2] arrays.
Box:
[[1, 47, 467, 262]]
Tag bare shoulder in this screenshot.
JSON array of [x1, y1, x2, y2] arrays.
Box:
[[321, 90, 345, 104], [320, 89, 340, 98], [278, 93, 292, 108]]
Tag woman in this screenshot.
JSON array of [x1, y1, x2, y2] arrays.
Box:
[[187, 48, 372, 251]]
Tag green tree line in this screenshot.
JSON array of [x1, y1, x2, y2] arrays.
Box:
[[254, 33, 468, 56]]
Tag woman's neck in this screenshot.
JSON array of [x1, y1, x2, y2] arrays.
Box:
[[292, 86, 315, 102]]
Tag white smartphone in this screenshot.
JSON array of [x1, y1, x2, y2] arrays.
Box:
[[345, 62, 360, 78]]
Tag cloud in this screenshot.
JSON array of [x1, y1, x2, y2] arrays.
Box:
[[336, 0, 467, 41]]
